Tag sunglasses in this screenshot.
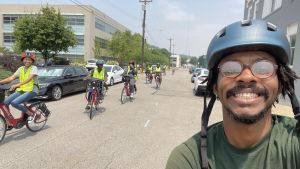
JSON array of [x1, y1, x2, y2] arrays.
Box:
[[218, 60, 278, 79]]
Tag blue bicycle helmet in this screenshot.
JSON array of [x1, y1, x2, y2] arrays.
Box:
[[96, 60, 105, 65], [207, 19, 291, 69]]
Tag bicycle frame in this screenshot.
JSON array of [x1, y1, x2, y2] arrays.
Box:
[[124, 81, 130, 96], [0, 103, 28, 127]]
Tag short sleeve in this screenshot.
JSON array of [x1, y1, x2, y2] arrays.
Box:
[[165, 144, 199, 169], [14, 67, 21, 77], [30, 66, 38, 75]]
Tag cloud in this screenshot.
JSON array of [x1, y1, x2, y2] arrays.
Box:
[[158, 0, 195, 22]]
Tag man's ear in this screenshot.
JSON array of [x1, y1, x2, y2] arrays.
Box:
[[213, 84, 218, 99]]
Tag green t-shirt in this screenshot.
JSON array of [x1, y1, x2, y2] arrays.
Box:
[[166, 115, 300, 169]]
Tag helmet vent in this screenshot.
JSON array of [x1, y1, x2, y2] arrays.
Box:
[[267, 22, 277, 31], [241, 20, 252, 26], [216, 28, 226, 38]]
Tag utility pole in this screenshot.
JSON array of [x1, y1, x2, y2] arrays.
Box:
[[168, 38, 173, 67], [140, 0, 152, 70]]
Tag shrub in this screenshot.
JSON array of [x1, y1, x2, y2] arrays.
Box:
[[0, 55, 23, 72]]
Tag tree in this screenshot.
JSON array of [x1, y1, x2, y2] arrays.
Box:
[[189, 57, 198, 65], [108, 30, 142, 66], [13, 6, 77, 64]]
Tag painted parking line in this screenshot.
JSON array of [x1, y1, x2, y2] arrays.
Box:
[[144, 120, 150, 128]]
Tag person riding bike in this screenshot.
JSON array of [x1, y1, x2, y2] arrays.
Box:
[[162, 65, 167, 75], [126, 60, 138, 98], [85, 60, 108, 110], [145, 64, 153, 82], [166, 20, 300, 169], [0, 51, 39, 123], [154, 63, 162, 84]]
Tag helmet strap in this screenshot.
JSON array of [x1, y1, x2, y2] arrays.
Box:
[[288, 90, 300, 129], [200, 94, 216, 169]]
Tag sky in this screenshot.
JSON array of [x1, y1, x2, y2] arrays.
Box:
[[0, 0, 245, 57]]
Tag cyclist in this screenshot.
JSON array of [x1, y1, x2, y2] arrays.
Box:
[[126, 60, 138, 98], [154, 63, 162, 84], [162, 64, 167, 75], [0, 51, 39, 123], [85, 60, 108, 110], [166, 20, 300, 169], [145, 64, 153, 82]]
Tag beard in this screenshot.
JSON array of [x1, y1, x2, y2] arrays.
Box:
[[224, 104, 272, 124], [224, 83, 273, 125]]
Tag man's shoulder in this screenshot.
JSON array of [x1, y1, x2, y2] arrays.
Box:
[[166, 122, 223, 169]]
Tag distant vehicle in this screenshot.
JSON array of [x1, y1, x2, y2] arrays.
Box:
[[85, 59, 97, 71], [104, 65, 124, 86], [193, 68, 209, 96], [189, 67, 195, 74], [191, 68, 203, 83], [37, 65, 89, 100]]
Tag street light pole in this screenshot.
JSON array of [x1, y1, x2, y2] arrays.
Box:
[[140, 0, 152, 70], [168, 38, 173, 67]]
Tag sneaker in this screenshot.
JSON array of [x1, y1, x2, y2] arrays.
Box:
[[130, 93, 134, 98], [27, 113, 36, 123], [85, 105, 91, 110]]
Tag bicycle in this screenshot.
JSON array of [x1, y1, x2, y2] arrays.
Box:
[[0, 85, 51, 143], [155, 72, 161, 89], [120, 75, 135, 104], [145, 71, 153, 84], [85, 79, 104, 120]]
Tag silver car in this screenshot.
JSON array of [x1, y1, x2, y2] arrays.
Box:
[[193, 68, 209, 96]]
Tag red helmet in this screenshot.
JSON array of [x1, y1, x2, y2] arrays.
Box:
[[21, 51, 36, 61]]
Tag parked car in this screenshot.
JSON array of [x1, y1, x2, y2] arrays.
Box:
[[193, 68, 209, 96], [85, 59, 97, 71], [37, 65, 89, 100], [191, 68, 203, 83], [104, 64, 124, 86]]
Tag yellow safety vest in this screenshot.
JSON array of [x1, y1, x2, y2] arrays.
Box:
[[92, 68, 105, 80], [148, 66, 152, 71], [127, 66, 138, 80], [155, 67, 161, 72], [16, 66, 34, 92]]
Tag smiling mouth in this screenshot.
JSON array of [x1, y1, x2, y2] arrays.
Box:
[[234, 92, 259, 99]]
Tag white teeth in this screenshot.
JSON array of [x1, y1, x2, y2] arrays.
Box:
[[235, 93, 258, 99]]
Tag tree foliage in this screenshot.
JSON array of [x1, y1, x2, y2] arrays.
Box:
[[108, 31, 169, 66], [13, 5, 77, 64]]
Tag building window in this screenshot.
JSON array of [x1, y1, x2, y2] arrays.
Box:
[[95, 18, 118, 35], [95, 37, 108, 49], [76, 35, 84, 45], [64, 15, 84, 26], [262, 0, 282, 18], [287, 23, 298, 66], [3, 33, 15, 43], [3, 14, 22, 24]]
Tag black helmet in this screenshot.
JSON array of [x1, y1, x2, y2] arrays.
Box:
[[207, 19, 291, 69], [96, 60, 105, 65]]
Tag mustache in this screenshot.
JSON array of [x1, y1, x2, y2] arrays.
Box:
[[226, 83, 268, 99]]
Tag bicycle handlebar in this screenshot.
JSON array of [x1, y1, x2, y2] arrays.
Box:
[[0, 84, 11, 90]]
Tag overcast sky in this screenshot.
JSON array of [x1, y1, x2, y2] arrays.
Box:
[[0, 0, 245, 57]]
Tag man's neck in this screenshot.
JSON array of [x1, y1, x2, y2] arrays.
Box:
[[223, 111, 273, 149]]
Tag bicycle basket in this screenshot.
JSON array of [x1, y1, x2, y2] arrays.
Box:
[[122, 76, 131, 82], [88, 80, 102, 88], [0, 90, 5, 103], [37, 102, 51, 117]]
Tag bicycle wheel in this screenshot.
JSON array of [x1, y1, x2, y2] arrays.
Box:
[[121, 87, 127, 104], [0, 114, 6, 143], [26, 105, 48, 132], [90, 93, 96, 120]]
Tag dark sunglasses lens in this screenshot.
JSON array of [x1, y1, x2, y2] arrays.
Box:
[[220, 61, 242, 78], [252, 61, 275, 78]]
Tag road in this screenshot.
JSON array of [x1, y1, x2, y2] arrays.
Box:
[[0, 68, 293, 169]]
